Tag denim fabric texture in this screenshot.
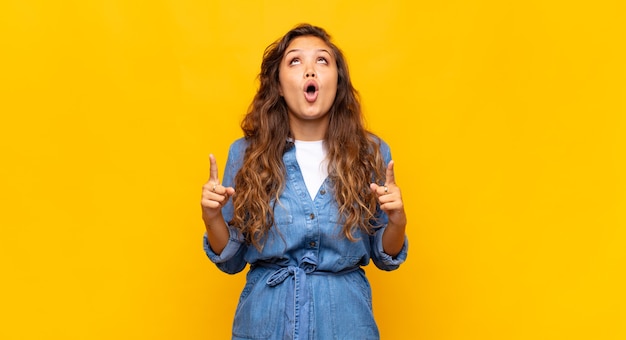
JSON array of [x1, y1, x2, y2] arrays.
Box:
[[204, 138, 408, 340]]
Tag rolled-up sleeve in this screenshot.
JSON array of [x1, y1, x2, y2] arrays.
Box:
[[370, 227, 408, 270], [203, 225, 247, 274]]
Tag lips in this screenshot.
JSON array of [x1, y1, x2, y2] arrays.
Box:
[[303, 80, 319, 103]]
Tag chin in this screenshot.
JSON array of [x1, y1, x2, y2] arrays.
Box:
[[304, 112, 329, 120]]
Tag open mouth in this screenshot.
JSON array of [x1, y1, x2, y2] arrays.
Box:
[[303, 81, 319, 102]]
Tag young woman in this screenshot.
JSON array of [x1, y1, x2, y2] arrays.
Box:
[[201, 23, 408, 340]]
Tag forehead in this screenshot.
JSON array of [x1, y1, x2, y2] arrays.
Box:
[[284, 36, 333, 55]]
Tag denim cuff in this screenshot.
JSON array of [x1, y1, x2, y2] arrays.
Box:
[[203, 226, 244, 264], [374, 227, 408, 269]]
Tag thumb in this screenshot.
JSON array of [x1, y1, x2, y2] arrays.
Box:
[[370, 182, 380, 193]]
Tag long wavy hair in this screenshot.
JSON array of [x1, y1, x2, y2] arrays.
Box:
[[231, 23, 386, 249]]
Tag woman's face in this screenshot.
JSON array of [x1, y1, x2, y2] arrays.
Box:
[[279, 36, 338, 139]]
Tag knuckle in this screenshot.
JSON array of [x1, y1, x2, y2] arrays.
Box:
[[201, 199, 219, 209]]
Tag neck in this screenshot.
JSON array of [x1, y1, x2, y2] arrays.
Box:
[[289, 116, 329, 141]]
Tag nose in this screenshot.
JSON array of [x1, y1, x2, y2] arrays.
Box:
[[304, 62, 316, 78]]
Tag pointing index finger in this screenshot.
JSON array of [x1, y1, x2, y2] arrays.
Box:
[[385, 160, 396, 186], [209, 154, 219, 184]]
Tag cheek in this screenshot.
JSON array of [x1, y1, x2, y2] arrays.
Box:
[[278, 68, 292, 96], [278, 74, 284, 96], [327, 75, 339, 96], [325, 70, 339, 90], [279, 75, 298, 93]]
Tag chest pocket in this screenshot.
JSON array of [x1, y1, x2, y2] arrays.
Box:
[[271, 198, 293, 226], [328, 200, 345, 226]]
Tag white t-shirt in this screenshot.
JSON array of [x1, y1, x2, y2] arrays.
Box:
[[294, 140, 328, 200]]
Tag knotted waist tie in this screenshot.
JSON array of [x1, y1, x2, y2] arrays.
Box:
[[254, 254, 360, 340]]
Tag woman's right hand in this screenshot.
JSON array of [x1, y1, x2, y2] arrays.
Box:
[[201, 154, 236, 224]]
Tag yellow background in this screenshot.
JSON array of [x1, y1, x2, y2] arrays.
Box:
[[1, 0, 624, 339]]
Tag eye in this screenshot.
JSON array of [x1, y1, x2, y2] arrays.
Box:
[[317, 57, 328, 64], [289, 58, 301, 65]]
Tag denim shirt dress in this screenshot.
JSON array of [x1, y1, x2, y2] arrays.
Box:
[[204, 138, 408, 340]]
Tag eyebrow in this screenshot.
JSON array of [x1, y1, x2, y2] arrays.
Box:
[[285, 48, 332, 56]]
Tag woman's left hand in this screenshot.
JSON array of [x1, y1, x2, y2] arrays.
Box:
[[370, 160, 407, 228]]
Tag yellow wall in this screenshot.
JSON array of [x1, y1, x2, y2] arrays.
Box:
[[1, 0, 624, 339]]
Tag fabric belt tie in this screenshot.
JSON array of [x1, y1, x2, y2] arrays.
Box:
[[256, 254, 359, 340]]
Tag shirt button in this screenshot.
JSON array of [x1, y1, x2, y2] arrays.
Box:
[[320, 189, 326, 195], [309, 241, 316, 247], [309, 213, 315, 219]]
